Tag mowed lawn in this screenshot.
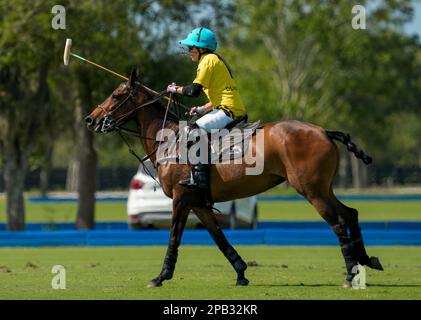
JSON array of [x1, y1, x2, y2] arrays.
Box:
[[0, 199, 420, 223], [0, 246, 420, 300], [258, 201, 421, 221]]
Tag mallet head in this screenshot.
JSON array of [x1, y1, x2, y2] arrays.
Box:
[[63, 38, 72, 66]]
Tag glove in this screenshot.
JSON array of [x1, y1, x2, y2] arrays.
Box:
[[166, 82, 179, 94], [189, 105, 207, 116]]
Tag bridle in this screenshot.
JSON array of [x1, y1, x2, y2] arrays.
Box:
[[95, 82, 183, 185], [100, 82, 168, 134]]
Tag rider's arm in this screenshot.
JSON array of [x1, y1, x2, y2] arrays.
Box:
[[202, 102, 213, 112], [176, 83, 203, 97]]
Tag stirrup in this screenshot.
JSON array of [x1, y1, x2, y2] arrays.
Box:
[[178, 178, 198, 188]]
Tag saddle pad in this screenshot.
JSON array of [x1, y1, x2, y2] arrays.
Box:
[[156, 120, 261, 164], [210, 120, 260, 162]]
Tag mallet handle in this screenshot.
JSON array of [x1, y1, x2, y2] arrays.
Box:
[[70, 53, 128, 80], [70, 52, 171, 102]]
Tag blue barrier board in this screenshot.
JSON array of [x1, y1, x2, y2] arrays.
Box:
[[28, 194, 421, 203], [2, 221, 421, 232], [1, 228, 420, 247]]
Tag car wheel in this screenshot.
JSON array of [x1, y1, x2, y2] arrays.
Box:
[[129, 222, 142, 230]]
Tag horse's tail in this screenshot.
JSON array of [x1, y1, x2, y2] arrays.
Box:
[[326, 130, 372, 165]]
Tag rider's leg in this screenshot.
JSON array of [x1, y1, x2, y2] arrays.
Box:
[[196, 109, 233, 132], [179, 109, 233, 191]]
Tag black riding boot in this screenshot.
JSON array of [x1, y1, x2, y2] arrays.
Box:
[[179, 163, 212, 207], [179, 163, 209, 189]]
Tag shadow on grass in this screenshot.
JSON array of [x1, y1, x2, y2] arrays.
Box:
[[253, 283, 421, 288], [253, 284, 338, 287]]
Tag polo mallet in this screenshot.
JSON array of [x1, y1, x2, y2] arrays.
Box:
[[63, 38, 169, 100]]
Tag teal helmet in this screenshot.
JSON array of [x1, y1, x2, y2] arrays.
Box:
[[179, 27, 217, 51]]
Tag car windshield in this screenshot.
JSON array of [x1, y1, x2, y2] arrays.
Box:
[[138, 160, 158, 178]]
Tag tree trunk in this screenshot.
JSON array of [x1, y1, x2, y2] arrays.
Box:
[[337, 148, 349, 189], [39, 144, 52, 198], [40, 168, 48, 198], [75, 125, 97, 229], [65, 159, 79, 192], [4, 141, 28, 231], [350, 155, 368, 189], [74, 73, 97, 230]]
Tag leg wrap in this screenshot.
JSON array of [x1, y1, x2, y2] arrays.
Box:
[[332, 224, 358, 280], [161, 251, 178, 279], [349, 227, 370, 265], [225, 246, 247, 272]]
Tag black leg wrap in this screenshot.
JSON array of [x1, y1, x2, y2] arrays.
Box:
[[341, 242, 358, 281], [351, 238, 371, 266], [332, 224, 358, 280], [225, 246, 247, 273], [161, 251, 178, 280], [349, 227, 370, 266]]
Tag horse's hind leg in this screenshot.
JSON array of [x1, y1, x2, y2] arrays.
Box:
[[332, 197, 384, 271], [193, 207, 249, 286], [304, 194, 360, 287]]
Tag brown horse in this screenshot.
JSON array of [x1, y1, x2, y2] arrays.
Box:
[[85, 70, 383, 288]]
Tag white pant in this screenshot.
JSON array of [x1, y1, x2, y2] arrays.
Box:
[[195, 109, 233, 132]]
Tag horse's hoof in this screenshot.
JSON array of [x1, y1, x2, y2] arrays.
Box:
[[236, 278, 249, 286], [369, 257, 384, 271], [147, 278, 162, 288], [343, 280, 353, 288]]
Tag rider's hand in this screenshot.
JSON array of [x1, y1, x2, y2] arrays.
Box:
[[189, 105, 207, 116], [166, 82, 179, 94]]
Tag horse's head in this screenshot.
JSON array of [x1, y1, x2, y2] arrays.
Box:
[[85, 69, 146, 133]]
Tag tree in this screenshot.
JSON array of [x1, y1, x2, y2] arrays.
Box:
[[60, 0, 206, 229], [0, 0, 63, 230], [1, 0, 220, 230], [222, 0, 421, 188]]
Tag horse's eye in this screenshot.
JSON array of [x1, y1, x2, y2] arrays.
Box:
[[112, 94, 119, 100]]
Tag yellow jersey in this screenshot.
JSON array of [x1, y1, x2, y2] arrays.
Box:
[[193, 53, 246, 118]]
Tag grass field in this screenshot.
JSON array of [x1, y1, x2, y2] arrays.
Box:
[[258, 201, 421, 221], [1, 196, 420, 300], [0, 200, 420, 223], [0, 246, 420, 300]]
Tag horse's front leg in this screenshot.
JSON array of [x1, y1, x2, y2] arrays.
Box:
[[148, 196, 190, 288], [193, 207, 249, 286]]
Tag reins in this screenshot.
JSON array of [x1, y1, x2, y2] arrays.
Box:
[[117, 129, 161, 187], [109, 88, 180, 187], [108, 89, 168, 130]]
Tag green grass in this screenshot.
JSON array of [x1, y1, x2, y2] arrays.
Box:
[[0, 200, 126, 223], [258, 201, 421, 221], [1, 199, 420, 223], [0, 246, 420, 299]]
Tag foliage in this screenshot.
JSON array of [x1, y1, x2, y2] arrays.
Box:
[[1, 0, 421, 194], [222, 0, 421, 169]]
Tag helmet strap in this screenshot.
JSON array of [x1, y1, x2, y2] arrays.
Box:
[[198, 48, 211, 61]]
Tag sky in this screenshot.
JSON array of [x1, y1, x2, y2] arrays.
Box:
[[403, 1, 421, 37]]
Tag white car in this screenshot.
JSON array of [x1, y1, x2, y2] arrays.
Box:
[[127, 160, 258, 230]]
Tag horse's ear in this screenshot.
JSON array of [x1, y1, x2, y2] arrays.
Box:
[[129, 68, 138, 87]]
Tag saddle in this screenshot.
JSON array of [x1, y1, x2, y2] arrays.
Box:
[[209, 115, 261, 162], [156, 115, 261, 165]]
